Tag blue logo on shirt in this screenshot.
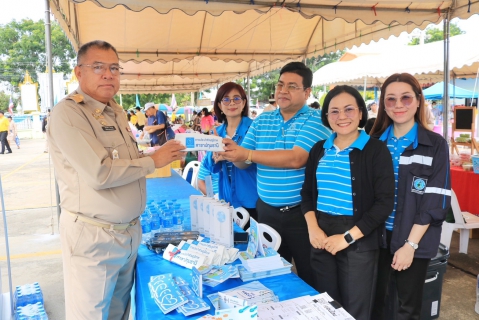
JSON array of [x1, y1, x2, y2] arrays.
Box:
[[186, 137, 195, 148], [412, 176, 427, 194]]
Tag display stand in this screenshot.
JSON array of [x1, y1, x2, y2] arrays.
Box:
[[0, 175, 13, 320], [450, 107, 479, 155]]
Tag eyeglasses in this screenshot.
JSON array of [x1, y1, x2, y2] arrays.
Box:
[[221, 96, 244, 106], [384, 95, 416, 109], [326, 106, 359, 120], [78, 63, 123, 75], [275, 83, 306, 92]]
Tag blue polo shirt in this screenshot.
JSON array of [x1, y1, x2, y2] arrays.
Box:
[[380, 122, 418, 231], [241, 105, 331, 207], [198, 159, 219, 195], [148, 110, 175, 145], [316, 130, 370, 216]]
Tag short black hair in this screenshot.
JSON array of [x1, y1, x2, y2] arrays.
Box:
[[0, 111, 4, 115], [77, 40, 119, 65], [310, 101, 320, 109], [321, 85, 368, 129], [279, 62, 313, 88]]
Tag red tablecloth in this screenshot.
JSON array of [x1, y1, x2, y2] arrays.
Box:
[[450, 166, 479, 215]]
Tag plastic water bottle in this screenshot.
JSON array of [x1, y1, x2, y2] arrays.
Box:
[[475, 274, 479, 314], [16, 302, 48, 320], [150, 210, 161, 235], [140, 214, 151, 244], [162, 209, 173, 231], [173, 204, 183, 231], [14, 283, 43, 308]]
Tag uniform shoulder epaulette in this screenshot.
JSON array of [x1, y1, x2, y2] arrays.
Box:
[[67, 94, 84, 104]]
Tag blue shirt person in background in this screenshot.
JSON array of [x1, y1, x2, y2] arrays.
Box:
[[218, 62, 331, 287], [370, 73, 451, 320], [144, 102, 175, 146], [202, 82, 258, 230], [301, 85, 394, 319], [197, 158, 220, 196]]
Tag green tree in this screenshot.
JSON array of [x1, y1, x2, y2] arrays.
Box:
[[114, 93, 195, 110], [409, 23, 464, 45], [0, 92, 11, 112], [0, 19, 76, 89]]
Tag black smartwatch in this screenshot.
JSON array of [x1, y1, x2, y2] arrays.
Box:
[[344, 230, 355, 244]]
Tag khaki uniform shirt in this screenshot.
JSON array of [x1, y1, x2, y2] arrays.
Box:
[[136, 111, 146, 126], [47, 87, 155, 223]]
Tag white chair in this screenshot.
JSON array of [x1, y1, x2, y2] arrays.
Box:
[[182, 161, 200, 190], [258, 223, 282, 251], [440, 189, 479, 254], [233, 207, 250, 229]]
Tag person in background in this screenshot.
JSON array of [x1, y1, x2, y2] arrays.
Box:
[[218, 62, 331, 286], [370, 73, 451, 320], [263, 93, 278, 112], [250, 110, 257, 119], [192, 111, 202, 132], [129, 110, 137, 127], [7, 116, 20, 149], [310, 101, 320, 109], [368, 101, 378, 119], [42, 109, 50, 153], [301, 85, 395, 319], [47, 40, 185, 319], [200, 107, 215, 135], [144, 102, 175, 146], [202, 82, 259, 227], [135, 106, 146, 131], [0, 111, 12, 154]]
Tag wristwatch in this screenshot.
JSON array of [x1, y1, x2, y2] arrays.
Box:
[[245, 150, 253, 164], [405, 239, 419, 250], [344, 230, 355, 244]]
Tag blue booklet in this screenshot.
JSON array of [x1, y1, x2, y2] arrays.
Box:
[[148, 273, 188, 314], [177, 284, 211, 316]]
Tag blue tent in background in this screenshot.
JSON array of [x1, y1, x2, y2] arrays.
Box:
[[423, 82, 478, 100]]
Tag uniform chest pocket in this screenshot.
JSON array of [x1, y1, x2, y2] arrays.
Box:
[[97, 131, 126, 158], [408, 166, 433, 195]]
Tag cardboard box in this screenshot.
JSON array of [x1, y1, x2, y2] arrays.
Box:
[[146, 164, 171, 178]]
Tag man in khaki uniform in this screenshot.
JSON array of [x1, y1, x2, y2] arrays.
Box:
[[47, 40, 185, 319]]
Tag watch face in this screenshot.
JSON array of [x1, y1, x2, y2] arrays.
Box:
[[344, 233, 353, 244]]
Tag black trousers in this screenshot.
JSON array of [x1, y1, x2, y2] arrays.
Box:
[[243, 207, 258, 231], [311, 212, 378, 320], [0, 131, 11, 153], [256, 198, 314, 287], [372, 231, 430, 320]]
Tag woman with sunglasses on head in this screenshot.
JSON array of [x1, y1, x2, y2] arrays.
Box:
[[202, 82, 258, 227], [370, 73, 451, 320], [301, 85, 395, 319]]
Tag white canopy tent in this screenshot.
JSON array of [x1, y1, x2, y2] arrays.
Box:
[[48, 0, 479, 93], [312, 33, 479, 86]]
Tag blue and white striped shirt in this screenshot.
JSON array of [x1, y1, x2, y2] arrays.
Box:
[[380, 123, 418, 231], [241, 105, 331, 207], [316, 130, 370, 216], [198, 159, 219, 195]]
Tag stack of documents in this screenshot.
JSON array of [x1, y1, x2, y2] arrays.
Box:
[[207, 281, 278, 310], [237, 257, 293, 281]]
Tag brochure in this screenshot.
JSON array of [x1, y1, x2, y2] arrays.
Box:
[[148, 273, 188, 314]]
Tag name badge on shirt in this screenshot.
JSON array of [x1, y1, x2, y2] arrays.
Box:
[[102, 126, 116, 131]]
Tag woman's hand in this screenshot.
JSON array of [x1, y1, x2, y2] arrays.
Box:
[[391, 243, 415, 271], [213, 152, 225, 163], [323, 234, 349, 255], [309, 226, 328, 249]]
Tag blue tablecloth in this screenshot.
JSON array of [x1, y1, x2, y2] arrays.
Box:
[[135, 171, 318, 319]]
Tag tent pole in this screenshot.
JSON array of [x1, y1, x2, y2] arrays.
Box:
[[247, 66, 251, 106], [363, 77, 367, 100], [442, 12, 450, 142]]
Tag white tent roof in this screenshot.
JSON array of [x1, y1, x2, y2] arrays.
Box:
[[50, 0, 479, 93], [312, 33, 479, 86]]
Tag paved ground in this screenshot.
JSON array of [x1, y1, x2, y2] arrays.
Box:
[[1, 138, 479, 319]]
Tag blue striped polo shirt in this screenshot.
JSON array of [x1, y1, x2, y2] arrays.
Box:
[[380, 123, 418, 231], [241, 105, 331, 207], [316, 130, 370, 216], [198, 159, 219, 195]]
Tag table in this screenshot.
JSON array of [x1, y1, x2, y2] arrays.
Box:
[[135, 171, 318, 319], [450, 166, 479, 215]]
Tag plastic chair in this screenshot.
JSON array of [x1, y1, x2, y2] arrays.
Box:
[[233, 207, 250, 229], [258, 223, 282, 251], [181, 161, 200, 190], [440, 189, 479, 254]]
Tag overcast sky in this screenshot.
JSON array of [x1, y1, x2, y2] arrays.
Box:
[[1, 0, 478, 50]]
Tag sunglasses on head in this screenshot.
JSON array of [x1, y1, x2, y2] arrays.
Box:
[[384, 95, 416, 109]]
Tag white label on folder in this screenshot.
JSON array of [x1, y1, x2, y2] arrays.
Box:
[[175, 133, 224, 151]]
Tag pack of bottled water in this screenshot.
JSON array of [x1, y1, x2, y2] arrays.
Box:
[[14, 283, 47, 319], [14, 282, 44, 307], [15, 302, 48, 320]]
